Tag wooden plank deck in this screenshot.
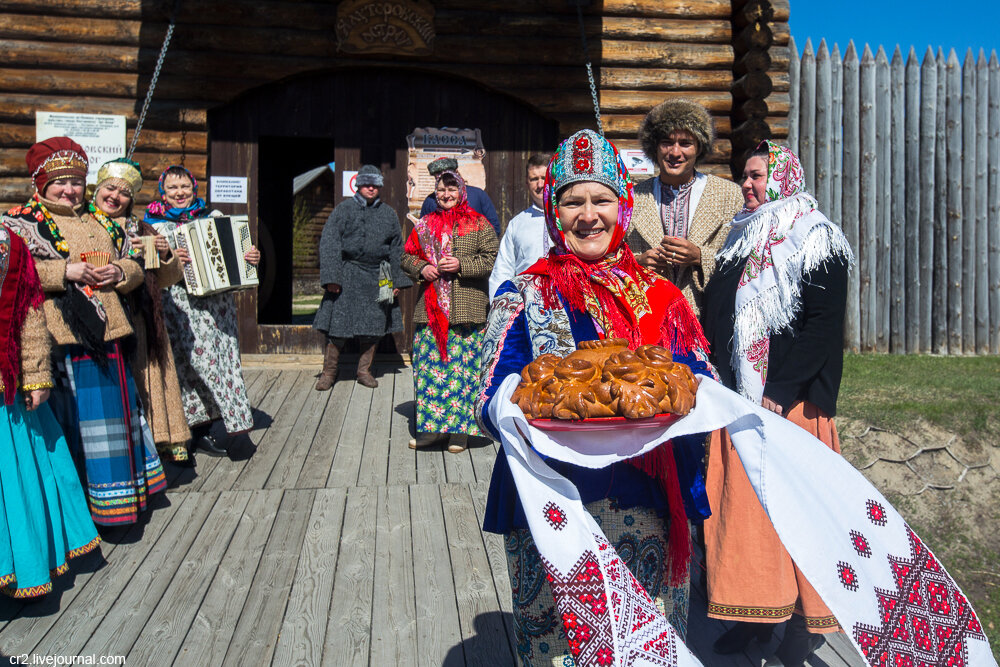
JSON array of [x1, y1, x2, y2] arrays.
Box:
[[0, 364, 864, 667]]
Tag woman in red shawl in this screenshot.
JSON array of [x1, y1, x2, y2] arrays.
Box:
[[401, 170, 499, 454], [475, 130, 715, 663]]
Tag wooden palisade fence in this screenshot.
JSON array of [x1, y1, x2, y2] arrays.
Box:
[[788, 37, 1000, 354]]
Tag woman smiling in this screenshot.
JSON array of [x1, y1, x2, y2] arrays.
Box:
[[476, 130, 715, 662]]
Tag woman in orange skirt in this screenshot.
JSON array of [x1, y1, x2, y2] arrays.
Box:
[[701, 140, 853, 667]]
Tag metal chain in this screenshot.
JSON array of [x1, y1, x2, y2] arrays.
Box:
[[128, 14, 177, 159], [575, 3, 603, 135]]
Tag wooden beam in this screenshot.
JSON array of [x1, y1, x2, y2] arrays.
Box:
[[0, 93, 209, 128], [0, 121, 207, 153]]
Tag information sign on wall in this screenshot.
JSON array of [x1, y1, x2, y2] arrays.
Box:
[[210, 176, 248, 204], [35, 111, 126, 184], [405, 127, 486, 213], [620, 149, 657, 177], [343, 170, 359, 197]]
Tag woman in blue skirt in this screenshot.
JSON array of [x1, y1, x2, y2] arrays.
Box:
[[0, 222, 99, 598]]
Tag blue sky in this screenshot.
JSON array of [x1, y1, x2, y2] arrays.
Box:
[[789, 2, 1000, 59]]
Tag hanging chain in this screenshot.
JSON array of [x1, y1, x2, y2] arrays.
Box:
[[128, 6, 178, 159], [575, 2, 603, 135]]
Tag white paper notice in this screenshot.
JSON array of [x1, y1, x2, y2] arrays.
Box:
[[35, 111, 126, 185], [343, 170, 358, 197], [210, 177, 248, 204], [621, 149, 656, 176]]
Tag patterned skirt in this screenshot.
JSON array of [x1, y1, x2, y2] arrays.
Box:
[[0, 400, 100, 598], [505, 497, 689, 666], [412, 324, 483, 436], [48, 343, 167, 526], [161, 285, 254, 434], [704, 400, 840, 632]]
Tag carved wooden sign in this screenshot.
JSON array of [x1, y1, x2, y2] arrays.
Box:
[[336, 0, 435, 56]]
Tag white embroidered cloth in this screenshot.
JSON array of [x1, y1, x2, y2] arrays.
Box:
[[489, 374, 997, 667]]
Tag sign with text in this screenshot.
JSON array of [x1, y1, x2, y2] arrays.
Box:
[[621, 149, 657, 177], [210, 176, 248, 204], [336, 0, 435, 56], [405, 127, 486, 214], [35, 111, 126, 185], [343, 170, 358, 197]]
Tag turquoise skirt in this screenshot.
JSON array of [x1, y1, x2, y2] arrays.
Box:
[[0, 398, 100, 598]]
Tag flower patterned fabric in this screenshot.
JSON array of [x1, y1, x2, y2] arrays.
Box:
[[159, 283, 253, 434], [412, 324, 483, 436]]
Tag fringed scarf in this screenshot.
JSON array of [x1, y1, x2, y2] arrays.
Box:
[[0, 226, 45, 404], [3, 194, 132, 367], [404, 171, 488, 360], [717, 140, 854, 403]]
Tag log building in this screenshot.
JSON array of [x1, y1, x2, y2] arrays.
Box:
[[0, 0, 789, 353]]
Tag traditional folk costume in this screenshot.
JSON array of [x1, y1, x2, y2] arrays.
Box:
[[626, 100, 744, 318], [477, 131, 715, 665], [0, 225, 99, 598], [92, 159, 192, 463], [312, 165, 411, 390], [144, 166, 253, 438], [402, 170, 498, 440], [3, 138, 165, 527], [701, 142, 853, 641]]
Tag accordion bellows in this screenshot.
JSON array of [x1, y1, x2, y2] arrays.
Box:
[[160, 215, 259, 297]]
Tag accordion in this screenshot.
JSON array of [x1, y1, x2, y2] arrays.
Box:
[[167, 215, 259, 297]]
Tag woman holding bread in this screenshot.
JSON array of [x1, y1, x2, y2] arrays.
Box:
[[476, 130, 714, 663], [701, 140, 853, 666], [3, 138, 166, 527]]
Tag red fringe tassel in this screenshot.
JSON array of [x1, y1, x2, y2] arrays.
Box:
[[626, 444, 692, 587]]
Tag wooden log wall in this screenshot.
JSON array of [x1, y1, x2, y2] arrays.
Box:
[[0, 0, 793, 212], [789, 37, 1000, 355], [728, 0, 791, 174]]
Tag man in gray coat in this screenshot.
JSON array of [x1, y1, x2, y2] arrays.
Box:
[[312, 165, 411, 389]]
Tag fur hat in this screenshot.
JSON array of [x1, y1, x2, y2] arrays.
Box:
[[427, 157, 459, 175], [638, 100, 714, 163], [356, 164, 383, 187]]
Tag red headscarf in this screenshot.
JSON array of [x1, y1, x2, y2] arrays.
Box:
[[26, 137, 88, 194], [404, 170, 489, 360]]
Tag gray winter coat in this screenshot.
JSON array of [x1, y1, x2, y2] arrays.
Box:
[[312, 194, 411, 338]]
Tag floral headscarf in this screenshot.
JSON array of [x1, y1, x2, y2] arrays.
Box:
[[143, 165, 208, 224], [718, 140, 853, 403], [543, 129, 635, 256], [528, 130, 656, 347]]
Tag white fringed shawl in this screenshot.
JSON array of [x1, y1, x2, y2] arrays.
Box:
[[716, 192, 854, 403]]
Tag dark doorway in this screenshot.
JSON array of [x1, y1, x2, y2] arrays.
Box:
[[257, 135, 336, 325], [209, 66, 559, 353]]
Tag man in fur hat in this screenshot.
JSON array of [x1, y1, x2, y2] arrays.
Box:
[[419, 157, 500, 234], [626, 100, 744, 319]]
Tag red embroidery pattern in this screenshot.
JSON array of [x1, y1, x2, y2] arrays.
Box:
[[853, 527, 986, 667], [573, 134, 594, 174], [838, 561, 859, 591], [867, 499, 887, 526], [543, 501, 568, 531], [746, 338, 769, 384], [851, 530, 873, 558], [543, 552, 614, 665]]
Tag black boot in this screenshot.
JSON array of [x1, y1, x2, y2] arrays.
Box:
[[713, 621, 773, 655], [192, 423, 227, 458], [765, 614, 824, 667]]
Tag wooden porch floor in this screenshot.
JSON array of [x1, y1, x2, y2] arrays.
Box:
[[0, 363, 864, 666]]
